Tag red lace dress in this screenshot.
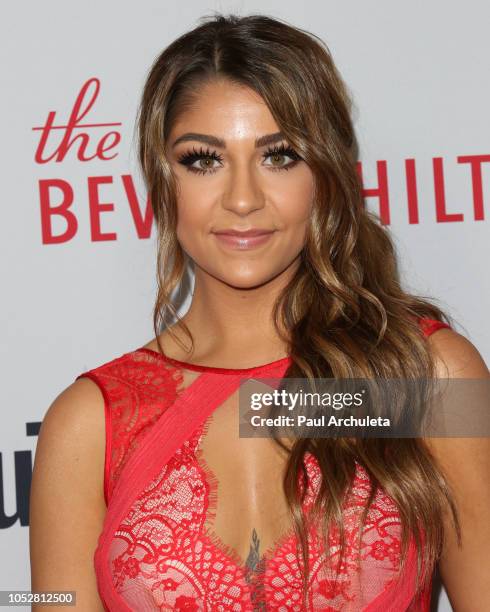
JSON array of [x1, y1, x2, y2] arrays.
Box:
[[76, 317, 450, 611]]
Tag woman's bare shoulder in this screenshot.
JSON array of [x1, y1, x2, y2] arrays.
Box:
[[423, 326, 490, 610], [33, 376, 107, 511], [30, 378, 107, 610], [425, 325, 489, 379], [41, 376, 107, 438]]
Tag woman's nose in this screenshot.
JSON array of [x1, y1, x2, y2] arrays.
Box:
[[221, 162, 266, 216]]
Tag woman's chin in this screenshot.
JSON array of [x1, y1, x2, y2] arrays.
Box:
[[193, 255, 301, 289], [212, 266, 291, 290]]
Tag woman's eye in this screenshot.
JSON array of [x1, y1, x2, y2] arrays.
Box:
[[176, 144, 302, 175], [190, 156, 220, 174], [177, 147, 223, 175], [263, 145, 302, 172], [263, 152, 293, 170]]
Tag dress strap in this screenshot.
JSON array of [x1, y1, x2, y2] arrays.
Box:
[[419, 317, 451, 337]]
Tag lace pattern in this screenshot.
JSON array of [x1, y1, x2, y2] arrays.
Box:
[[75, 318, 450, 610], [104, 426, 422, 610]]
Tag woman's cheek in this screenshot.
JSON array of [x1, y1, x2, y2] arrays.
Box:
[[175, 203, 209, 257]]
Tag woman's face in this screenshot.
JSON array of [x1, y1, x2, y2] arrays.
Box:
[[166, 78, 315, 289]]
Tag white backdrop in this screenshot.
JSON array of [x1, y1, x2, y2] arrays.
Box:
[[2, 1, 489, 610]]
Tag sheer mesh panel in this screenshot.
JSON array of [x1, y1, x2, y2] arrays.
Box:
[[76, 317, 449, 610]]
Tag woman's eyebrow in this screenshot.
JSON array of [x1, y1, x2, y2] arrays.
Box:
[[171, 131, 285, 149]]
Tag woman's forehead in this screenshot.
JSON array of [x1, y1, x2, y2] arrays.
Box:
[[169, 81, 277, 142]]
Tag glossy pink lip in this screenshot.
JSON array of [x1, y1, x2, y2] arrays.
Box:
[[212, 228, 276, 250], [213, 228, 275, 237]]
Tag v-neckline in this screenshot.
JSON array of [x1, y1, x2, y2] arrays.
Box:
[[189, 415, 318, 576]]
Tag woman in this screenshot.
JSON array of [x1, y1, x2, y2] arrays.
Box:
[[30, 13, 489, 611]]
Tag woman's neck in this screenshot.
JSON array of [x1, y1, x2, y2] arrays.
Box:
[[159, 265, 295, 367]]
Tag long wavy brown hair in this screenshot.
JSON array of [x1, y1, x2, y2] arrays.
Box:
[[137, 12, 460, 606]]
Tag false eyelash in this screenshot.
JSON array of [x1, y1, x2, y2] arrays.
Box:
[[177, 145, 224, 167], [264, 143, 302, 162], [177, 143, 302, 175]]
